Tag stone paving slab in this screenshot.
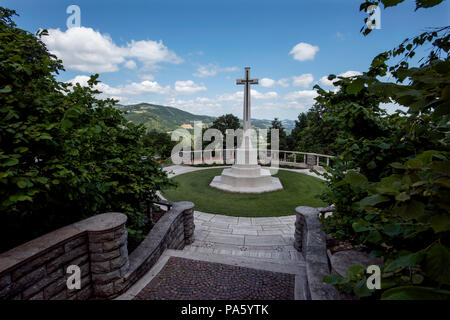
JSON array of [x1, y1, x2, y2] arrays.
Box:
[[205, 234, 245, 246]]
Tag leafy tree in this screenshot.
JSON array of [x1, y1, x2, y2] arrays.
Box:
[[210, 113, 240, 135], [268, 118, 289, 150], [0, 7, 173, 252], [143, 129, 176, 159], [289, 104, 343, 155], [318, 0, 449, 300], [210, 113, 240, 150], [287, 113, 307, 150]]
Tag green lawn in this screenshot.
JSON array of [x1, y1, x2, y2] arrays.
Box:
[[161, 168, 327, 217]]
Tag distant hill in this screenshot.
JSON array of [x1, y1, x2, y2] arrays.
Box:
[[116, 103, 295, 133]]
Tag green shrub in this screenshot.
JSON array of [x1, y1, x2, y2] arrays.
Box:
[[0, 7, 173, 252], [317, 24, 449, 299]]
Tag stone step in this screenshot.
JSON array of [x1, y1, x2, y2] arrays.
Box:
[[184, 243, 305, 265], [166, 249, 306, 276]]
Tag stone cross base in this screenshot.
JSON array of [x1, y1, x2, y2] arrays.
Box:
[[209, 164, 283, 194]]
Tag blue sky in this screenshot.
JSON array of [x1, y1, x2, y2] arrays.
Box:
[[3, 0, 449, 120]]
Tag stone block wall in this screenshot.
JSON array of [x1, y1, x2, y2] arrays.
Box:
[[0, 233, 92, 300], [0, 201, 195, 300]]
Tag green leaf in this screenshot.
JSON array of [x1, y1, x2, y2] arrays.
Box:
[[366, 230, 382, 243], [2, 158, 19, 167], [344, 171, 368, 188], [359, 194, 390, 208], [431, 161, 450, 175], [385, 252, 425, 272], [9, 194, 33, 202], [346, 78, 365, 95], [16, 178, 33, 189], [382, 224, 403, 237], [395, 200, 425, 220], [382, 286, 450, 300], [395, 192, 410, 202], [381, 0, 405, 8], [0, 85, 12, 93], [378, 142, 391, 149], [390, 162, 405, 169], [354, 279, 373, 297], [434, 178, 450, 188], [423, 243, 450, 285], [367, 160, 377, 169], [429, 215, 450, 233], [415, 0, 444, 10], [406, 158, 423, 169], [348, 264, 365, 275], [353, 221, 371, 232], [323, 274, 343, 285], [61, 119, 73, 129]]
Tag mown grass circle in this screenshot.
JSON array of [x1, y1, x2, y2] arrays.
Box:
[[161, 168, 327, 217]]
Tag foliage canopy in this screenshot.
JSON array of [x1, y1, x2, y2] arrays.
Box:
[[0, 7, 173, 252]]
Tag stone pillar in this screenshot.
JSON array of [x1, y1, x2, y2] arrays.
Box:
[[306, 154, 316, 167], [294, 206, 321, 253], [86, 213, 129, 299]]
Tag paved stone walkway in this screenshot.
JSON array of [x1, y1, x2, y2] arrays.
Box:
[[134, 256, 295, 300], [117, 165, 317, 300]]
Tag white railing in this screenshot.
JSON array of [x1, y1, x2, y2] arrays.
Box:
[[175, 149, 334, 168]]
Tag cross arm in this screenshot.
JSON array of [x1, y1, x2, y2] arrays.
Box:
[[236, 79, 259, 85]]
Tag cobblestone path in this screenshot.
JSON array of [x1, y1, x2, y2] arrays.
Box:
[[134, 256, 295, 300]]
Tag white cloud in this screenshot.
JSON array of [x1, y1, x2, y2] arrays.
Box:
[[292, 74, 314, 88], [174, 80, 207, 94], [127, 39, 182, 69], [218, 90, 277, 102], [43, 27, 182, 73], [67, 75, 170, 98], [138, 74, 155, 81], [289, 42, 319, 61], [319, 76, 334, 87], [277, 78, 290, 87], [340, 70, 362, 78], [260, 78, 276, 88], [194, 65, 217, 78], [284, 90, 318, 101], [217, 91, 242, 102], [252, 90, 278, 100], [319, 70, 362, 87], [193, 64, 238, 78], [124, 60, 137, 69], [335, 32, 345, 40], [124, 80, 170, 95], [167, 97, 223, 116]]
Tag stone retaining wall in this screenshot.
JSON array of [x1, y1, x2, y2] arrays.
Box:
[[294, 206, 339, 300], [0, 201, 195, 300]]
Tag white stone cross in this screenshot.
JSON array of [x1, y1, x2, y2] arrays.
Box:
[[236, 67, 258, 131]]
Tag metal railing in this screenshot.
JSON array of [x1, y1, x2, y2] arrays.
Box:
[[174, 149, 334, 168]]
